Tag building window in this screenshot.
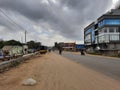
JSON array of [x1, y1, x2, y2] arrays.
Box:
[[104, 29, 107, 33], [85, 34, 91, 41], [99, 29, 102, 34], [109, 28, 115, 33], [116, 28, 119, 32], [108, 27, 119, 33], [98, 34, 110, 43], [85, 29, 91, 35], [104, 34, 109, 42], [110, 34, 119, 41], [98, 19, 120, 28], [99, 35, 104, 43], [98, 20, 104, 28], [95, 36, 98, 44], [104, 19, 120, 25], [85, 34, 91, 45]]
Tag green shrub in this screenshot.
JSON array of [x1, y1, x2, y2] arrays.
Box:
[[87, 52, 102, 55], [11, 61, 20, 67]]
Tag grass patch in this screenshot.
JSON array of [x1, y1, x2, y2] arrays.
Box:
[[87, 52, 102, 55], [10, 61, 21, 67]]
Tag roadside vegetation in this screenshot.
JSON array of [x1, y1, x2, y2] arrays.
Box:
[[0, 40, 41, 50], [87, 52, 120, 58]]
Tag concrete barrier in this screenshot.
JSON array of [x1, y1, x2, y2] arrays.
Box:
[[0, 53, 34, 73]]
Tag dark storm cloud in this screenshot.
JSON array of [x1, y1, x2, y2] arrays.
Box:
[[0, 0, 53, 20], [0, 15, 18, 32], [0, 0, 113, 41]]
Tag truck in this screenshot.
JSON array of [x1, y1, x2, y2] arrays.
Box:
[[0, 50, 11, 61]]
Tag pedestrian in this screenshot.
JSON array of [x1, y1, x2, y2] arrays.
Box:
[[59, 47, 62, 55], [48, 49, 51, 53], [80, 49, 85, 55]]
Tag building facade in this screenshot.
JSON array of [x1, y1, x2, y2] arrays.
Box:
[[84, 9, 120, 56], [2, 46, 23, 56], [58, 42, 76, 51], [76, 44, 85, 51]]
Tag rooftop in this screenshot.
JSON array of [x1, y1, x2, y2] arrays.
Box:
[[98, 9, 120, 21], [84, 9, 120, 30], [104, 9, 120, 15]]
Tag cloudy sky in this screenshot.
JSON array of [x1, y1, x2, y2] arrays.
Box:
[[0, 0, 119, 46]]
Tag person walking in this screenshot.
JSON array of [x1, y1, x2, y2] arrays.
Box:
[[80, 49, 85, 55], [59, 47, 63, 55]]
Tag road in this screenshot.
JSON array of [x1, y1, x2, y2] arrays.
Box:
[[0, 52, 120, 90], [60, 51, 120, 81]]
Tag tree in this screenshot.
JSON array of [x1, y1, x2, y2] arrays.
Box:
[[27, 41, 35, 49], [34, 42, 41, 49], [0, 40, 22, 49], [4, 40, 22, 46], [27, 41, 41, 49], [0, 41, 4, 49]]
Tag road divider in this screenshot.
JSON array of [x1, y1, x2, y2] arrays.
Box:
[[0, 53, 34, 73]]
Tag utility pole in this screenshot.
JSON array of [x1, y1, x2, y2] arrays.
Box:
[[25, 30, 27, 44], [21, 37, 23, 43], [24, 30, 28, 54]]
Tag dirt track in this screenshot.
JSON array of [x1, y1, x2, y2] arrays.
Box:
[[0, 52, 120, 90]]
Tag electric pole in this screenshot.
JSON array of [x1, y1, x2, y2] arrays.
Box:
[[25, 30, 27, 44]]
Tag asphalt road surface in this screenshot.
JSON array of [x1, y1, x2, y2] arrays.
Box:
[[58, 51, 120, 81]]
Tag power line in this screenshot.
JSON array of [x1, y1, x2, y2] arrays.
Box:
[[0, 8, 27, 43], [0, 8, 27, 31]]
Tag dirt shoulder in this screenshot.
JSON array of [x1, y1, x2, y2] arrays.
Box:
[[0, 52, 120, 90]]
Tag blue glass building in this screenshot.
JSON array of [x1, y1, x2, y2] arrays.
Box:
[[84, 9, 120, 55]]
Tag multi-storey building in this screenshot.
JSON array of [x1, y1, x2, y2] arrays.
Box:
[[84, 9, 120, 55], [62, 42, 76, 51], [57, 42, 76, 51]]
